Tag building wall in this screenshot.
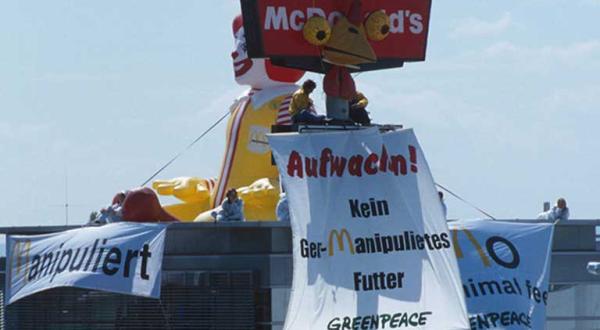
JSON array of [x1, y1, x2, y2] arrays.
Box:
[[1, 220, 600, 329]]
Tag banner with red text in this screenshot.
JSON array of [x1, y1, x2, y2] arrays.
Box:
[[448, 220, 554, 330], [268, 128, 469, 329]]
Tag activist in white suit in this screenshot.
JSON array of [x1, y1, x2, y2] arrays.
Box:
[[537, 197, 570, 222]]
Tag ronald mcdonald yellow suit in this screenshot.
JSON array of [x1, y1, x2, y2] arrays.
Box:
[[152, 15, 304, 221]]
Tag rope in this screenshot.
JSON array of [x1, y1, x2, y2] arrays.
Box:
[[140, 110, 231, 187], [435, 183, 497, 220]]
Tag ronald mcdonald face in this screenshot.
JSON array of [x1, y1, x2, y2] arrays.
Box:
[[231, 15, 304, 88], [153, 15, 304, 222]]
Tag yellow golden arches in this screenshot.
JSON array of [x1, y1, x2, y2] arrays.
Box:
[[451, 229, 491, 267], [11, 240, 32, 281], [328, 228, 356, 256]]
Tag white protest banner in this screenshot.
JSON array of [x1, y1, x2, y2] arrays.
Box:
[[5, 222, 167, 304], [268, 128, 469, 330], [448, 220, 554, 330]]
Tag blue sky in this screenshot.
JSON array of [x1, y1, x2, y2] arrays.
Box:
[[1, 1, 599, 226]]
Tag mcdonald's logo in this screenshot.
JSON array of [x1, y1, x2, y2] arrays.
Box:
[[452, 229, 491, 267], [328, 229, 355, 256], [10, 240, 32, 282], [451, 229, 520, 269]]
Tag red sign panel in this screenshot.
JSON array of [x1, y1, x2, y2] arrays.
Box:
[[241, 0, 432, 72]]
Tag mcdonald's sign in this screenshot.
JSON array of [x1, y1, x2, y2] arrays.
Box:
[[328, 228, 355, 256]]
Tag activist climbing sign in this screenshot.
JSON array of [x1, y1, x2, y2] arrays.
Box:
[[449, 220, 554, 330], [268, 128, 470, 330], [5, 222, 167, 304]]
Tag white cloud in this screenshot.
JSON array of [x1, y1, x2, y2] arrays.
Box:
[[483, 41, 519, 57], [33, 73, 120, 83], [358, 82, 504, 136], [451, 12, 512, 38], [539, 84, 600, 115], [540, 40, 600, 60], [195, 86, 244, 117], [0, 121, 51, 141], [486, 40, 600, 58], [482, 40, 600, 65], [581, 0, 600, 5], [424, 39, 600, 75]]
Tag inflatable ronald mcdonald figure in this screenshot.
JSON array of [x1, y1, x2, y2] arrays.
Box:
[[152, 15, 304, 221]]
